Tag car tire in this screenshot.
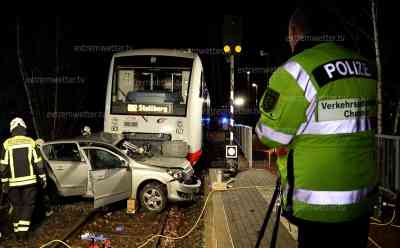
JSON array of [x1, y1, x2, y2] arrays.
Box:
[[139, 182, 167, 213]]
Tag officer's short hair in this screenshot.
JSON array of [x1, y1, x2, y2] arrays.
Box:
[[289, 8, 312, 34], [290, 6, 341, 37]]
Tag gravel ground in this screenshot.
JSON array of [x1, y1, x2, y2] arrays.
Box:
[[0, 198, 93, 248], [159, 199, 205, 248], [0, 193, 206, 248]]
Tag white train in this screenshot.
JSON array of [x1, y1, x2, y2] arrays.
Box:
[[104, 49, 210, 165]]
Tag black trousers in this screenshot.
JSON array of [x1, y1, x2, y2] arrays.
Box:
[[8, 185, 37, 233], [297, 216, 370, 248]]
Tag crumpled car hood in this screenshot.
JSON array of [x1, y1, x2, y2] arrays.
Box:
[[138, 156, 189, 169]]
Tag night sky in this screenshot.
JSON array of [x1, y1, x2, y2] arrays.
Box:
[[0, 1, 398, 141]]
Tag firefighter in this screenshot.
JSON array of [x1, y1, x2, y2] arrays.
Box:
[[0, 117, 47, 241], [81, 125, 91, 136], [256, 7, 377, 248]]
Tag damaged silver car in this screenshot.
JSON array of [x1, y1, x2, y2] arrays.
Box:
[[39, 133, 201, 213]]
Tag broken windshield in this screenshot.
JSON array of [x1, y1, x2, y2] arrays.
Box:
[[111, 55, 193, 116]]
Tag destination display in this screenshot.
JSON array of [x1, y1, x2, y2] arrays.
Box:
[[127, 103, 173, 114]]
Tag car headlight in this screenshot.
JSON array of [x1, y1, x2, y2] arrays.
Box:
[[167, 169, 185, 180]]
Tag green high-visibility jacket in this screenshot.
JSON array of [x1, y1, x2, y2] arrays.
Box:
[[256, 42, 377, 223]]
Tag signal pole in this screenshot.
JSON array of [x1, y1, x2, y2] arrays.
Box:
[[229, 54, 235, 144], [224, 44, 241, 144]]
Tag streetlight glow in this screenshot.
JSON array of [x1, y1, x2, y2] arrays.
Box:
[[234, 97, 245, 106], [252, 83, 257, 87]]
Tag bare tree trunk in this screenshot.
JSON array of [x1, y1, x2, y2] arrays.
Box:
[[394, 100, 400, 135], [53, 17, 60, 139], [371, 0, 385, 188], [371, 0, 383, 134], [16, 17, 40, 138]]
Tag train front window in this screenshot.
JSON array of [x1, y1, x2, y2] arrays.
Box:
[[111, 55, 192, 116]]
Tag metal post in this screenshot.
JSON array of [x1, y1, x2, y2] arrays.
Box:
[[255, 85, 258, 108], [395, 139, 400, 191], [229, 54, 235, 144]]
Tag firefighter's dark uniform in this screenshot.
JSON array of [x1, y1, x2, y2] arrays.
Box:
[[0, 127, 46, 236]]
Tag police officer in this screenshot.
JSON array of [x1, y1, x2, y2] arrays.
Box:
[[256, 7, 377, 248], [0, 117, 47, 241]]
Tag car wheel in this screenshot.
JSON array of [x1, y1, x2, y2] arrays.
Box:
[[139, 182, 167, 213]]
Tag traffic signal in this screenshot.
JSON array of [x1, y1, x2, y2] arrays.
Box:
[[222, 15, 243, 55], [223, 43, 242, 55]]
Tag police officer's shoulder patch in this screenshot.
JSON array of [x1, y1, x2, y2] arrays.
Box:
[[261, 88, 280, 112]]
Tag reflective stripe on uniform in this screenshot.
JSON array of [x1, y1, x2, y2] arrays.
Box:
[[296, 97, 318, 135], [32, 148, 42, 163], [300, 118, 371, 135], [18, 220, 30, 226], [28, 146, 34, 176], [293, 186, 372, 205], [283, 61, 317, 103], [9, 178, 37, 187], [0, 149, 8, 165], [9, 149, 15, 178], [9, 175, 37, 182], [13, 222, 19, 232], [18, 226, 29, 232], [1, 178, 8, 183], [18, 220, 30, 232], [8, 144, 31, 149], [256, 122, 293, 145]]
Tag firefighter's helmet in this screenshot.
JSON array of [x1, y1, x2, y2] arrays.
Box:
[[10, 117, 27, 132], [82, 126, 91, 136]]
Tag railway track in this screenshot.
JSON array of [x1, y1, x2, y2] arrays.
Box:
[[49, 204, 172, 248], [50, 208, 99, 248]]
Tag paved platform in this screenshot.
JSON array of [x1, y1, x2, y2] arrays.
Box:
[[205, 167, 297, 248]]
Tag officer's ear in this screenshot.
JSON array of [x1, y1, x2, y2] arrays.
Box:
[[288, 8, 308, 52], [288, 22, 304, 53]]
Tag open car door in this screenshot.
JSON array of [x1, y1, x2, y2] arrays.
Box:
[[41, 142, 89, 196], [84, 147, 132, 208]]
